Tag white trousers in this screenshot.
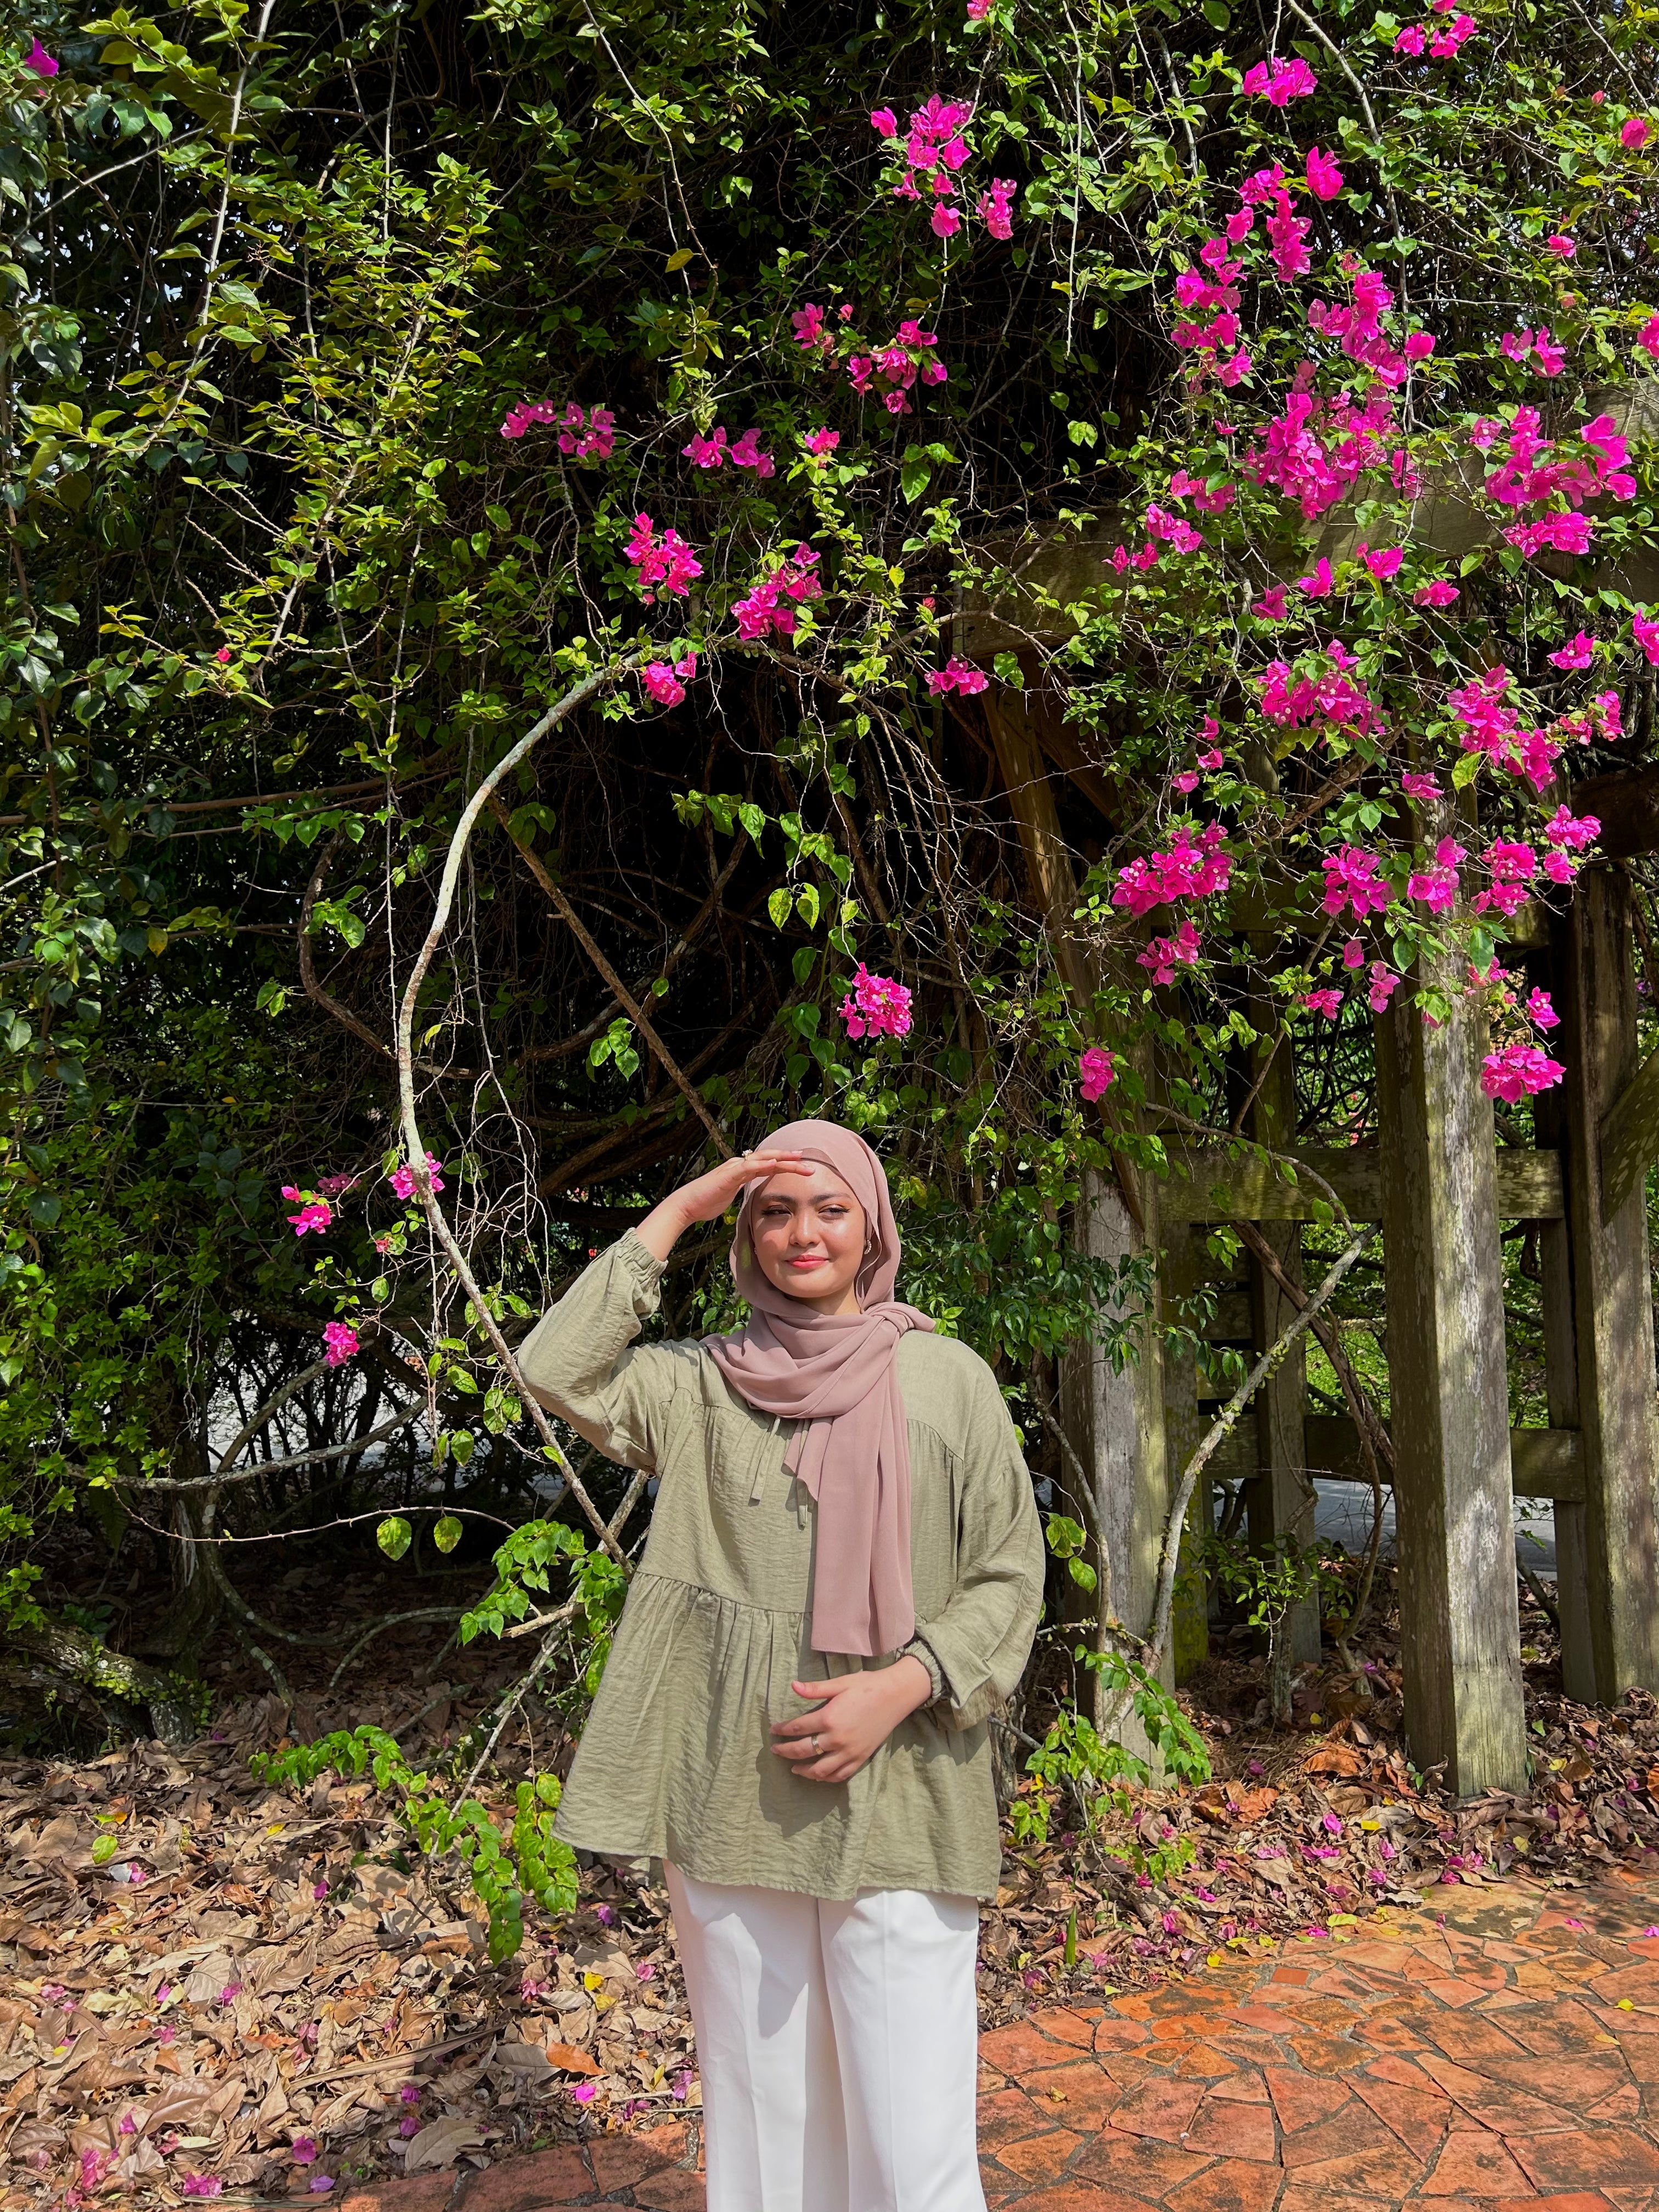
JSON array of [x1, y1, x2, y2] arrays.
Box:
[[663, 1862, 987, 2212]]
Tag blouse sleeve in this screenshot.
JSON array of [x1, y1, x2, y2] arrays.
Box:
[[909, 1360, 1047, 1733], [515, 1231, 690, 1472]]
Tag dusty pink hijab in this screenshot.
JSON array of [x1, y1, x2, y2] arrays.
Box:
[[705, 1120, 934, 1657]]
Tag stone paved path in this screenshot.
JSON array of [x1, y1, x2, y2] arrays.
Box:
[[344, 1867, 1659, 2212]]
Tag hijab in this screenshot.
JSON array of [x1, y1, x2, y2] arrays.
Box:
[[704, 1120, 934, 1657]]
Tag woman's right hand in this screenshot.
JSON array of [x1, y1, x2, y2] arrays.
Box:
[[634, 1149, 811, 1261]]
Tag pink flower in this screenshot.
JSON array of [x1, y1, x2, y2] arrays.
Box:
[[1367, 963, 1400, 1013], [1138, 918, 1204, 987], [926, 656, 990, 697], [571, 2082, 600, 2104], [1242, 55, 1319, 103], [1172, 770, 1200, 794], [870, 108, 899, 137], [625, 514, 703, 600], [1527, 987, 1561, 1030], [642, 662, 686, 708], [1079, 1046, 1116, 1102], [1543, 804, 1599, 851], [24, 36, 58, 74], [1401, 770, 1443, 799], [1481, 1043, 1566, 1101], [399, 2086, 421, 2106], [1362, 545, 1404, 580], [1295, 558, 1334, 598], [1427, 10, 1476, 54], [1633, 610, 1659, 665], [1623, 117, 1652, 149], [1305, 146, 1343, 200], [1322, 845, 1393, 920], [311, 2179, 335, 2194], [1256, 585, 1289, 622], [1408, 836, 1466, 913], [214, 644, 232, 664], [967, 0, 993, 16], [292, 2140, 319, 2165], [1637, 314, 1659, 359], [804, 427, 839, 457], [1342, 938, 1365, 969], [323, 1322, 359, 1368], [1545, 233, 1576, 258], [499, 399, 558, 441], [180, 2183, 223, 2200], [1548, 630, 1595, 669], [1197, 747, 1224, 772], [792, 304, 831, 354], [1414, 580, 1459, 608], [730, 428, 775, 475], [282, 1188, 333, 1238], [840, 964, 913, 1041], [682, 426, 729, 469], [1505, 511, 1594, 559], [553, 403, 614, 459], [1404, 330, 1437, 361], [977, 178, 1018, 239], [390, 1152, 444, 1201], [1394, 25, 1426, 52], [1302, 988, 1344, 1018]]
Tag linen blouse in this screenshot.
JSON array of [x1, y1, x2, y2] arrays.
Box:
[[517, 1231, 1047, 1903]]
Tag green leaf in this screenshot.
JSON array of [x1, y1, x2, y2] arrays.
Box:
[[795, 882, 821, 928], [899, 446, 932, 502], [433, 1514, 464, 1554], [377, 1516, 413, 1561], [768, 887, 792, 928], [665, 247, 694, 272]]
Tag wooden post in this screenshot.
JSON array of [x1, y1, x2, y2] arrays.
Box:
[[982, 691, 1176, 1743], [1240, 1017, 1322, 1667], [1374, 959, 1527, 1795], [1161, 1222, 1212, 1683], [1551, 869, 1659, 1701], [1528, 1074, 1596, 1702]]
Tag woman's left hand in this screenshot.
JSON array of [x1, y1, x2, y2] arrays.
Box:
[[769, 1657, 934, 1784]]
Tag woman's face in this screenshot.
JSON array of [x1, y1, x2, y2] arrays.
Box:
[[749, 1163, 868, 1314]]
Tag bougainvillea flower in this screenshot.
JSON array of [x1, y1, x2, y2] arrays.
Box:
[[291, 2140, 319, 2166], [1367, 964, 1400, 1013], [1394, 25, 1426, 51], [1342, 938, 1365, 969], [642, 663, 686, 707], [1302, 988, 1344, 1018], [1401, 770, 1443, 799], [390, 1152, 445, 1200], [1138, 916, 1204, 986], [625, 514, 703, 600], [1527, 986, 1561, 1030], [1633, 610, 1659, 664], [1305, 145, 1343, 200], [281, 1188, 332, 1237], [1079, 1045, 1115, 1101], [1408, 836, 1466, 913], [557, 403, 614, 459], [1242, 55, 1318, 103], [1545, 233, 1576, 257], [1322, 845, 1393, 919], [804, 427, 839, 456], [1481, 1043, 1565, 1099], [1543, 804, 1600, 851], [682, 426, 729, 468], [729, 428, 775, 475], [1255, 585, 1289, 621], [1361, 545, 1404, 580], [1623, 117, 1652, 149], [1414, 579, 1459, 607], [499, 399, 558, 440], [870, 108, 899, 137], [840, 964, 913, 1040], [323, 1323, 359, 1368], [1547, 630, 1595, 669], [926, 656, 990, 696], [23, 37, 58, 75], [977, 177, 1018, 239]]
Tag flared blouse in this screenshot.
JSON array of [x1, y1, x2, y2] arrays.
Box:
[[516, 1232, 1046, 1903]]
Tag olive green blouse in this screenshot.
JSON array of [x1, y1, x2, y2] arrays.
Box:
[[516, 1232, 1046, 1903]]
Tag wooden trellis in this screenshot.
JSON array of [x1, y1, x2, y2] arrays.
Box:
[[985, 682, 1659, 1797]]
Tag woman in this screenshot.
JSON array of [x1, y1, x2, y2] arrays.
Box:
[[517, 1119, 1046, 2212]]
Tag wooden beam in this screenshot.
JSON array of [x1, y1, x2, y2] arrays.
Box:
[[1552, 870, 1659, 1700], [1530, 1074, 1595, 1697], [1572, 767, 1659, 861], [1211, 1417, 1584, 1502], [1600, 1039, 1659, 1219], [1375, 950, 1527, 1796], [1158, 1143, 1562, 1223]]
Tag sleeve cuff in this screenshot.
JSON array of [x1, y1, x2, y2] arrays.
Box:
[[617, 1228, 667, 1290], [899, 1635, 946, 1704]]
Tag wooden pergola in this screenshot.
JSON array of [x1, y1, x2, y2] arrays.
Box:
[[977, 678, 1659, 1798]]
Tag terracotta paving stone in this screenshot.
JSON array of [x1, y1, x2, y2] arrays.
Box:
[[1163, 2158, 1283, 2212], [1365, 2050, 1451, 2091], [586, 2130, 682, 2194], [982, 2086, 1055, 2145], [981, 2019, 1087, 2075], [1420, 2010, 1532, 2065], [1007, 2189, 1147, 2212], [1279, 2100, 1401, 2170], [1025, 2057, 1126, 2126], [1092, 2015, 1153, 2052], [461, 2145, 597, 2206], [1182, 2091, 1277, 2162], [1414, 2052, 1577, 2133], [1265, 2063, 1349, 2134], [1284, 2028, 1376, 2074], [628, 2172, 704, 2211], [1421, 2129, 1537, 2196], [1107, 2075, 1207, 2142], [1286, 2136, 1430, 2193], [1510, 2130, 1659, 2188], [995, 2129, 1084, 2181], [1351, 2073, 1457, 2158], [1070, 2126, 1211, 2194], [1032, 2005, 1108, 2048], [1207, 2068, 1270, 2103]]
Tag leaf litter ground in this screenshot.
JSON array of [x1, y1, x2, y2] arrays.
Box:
[[4, 1579, 1655, 2207]]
